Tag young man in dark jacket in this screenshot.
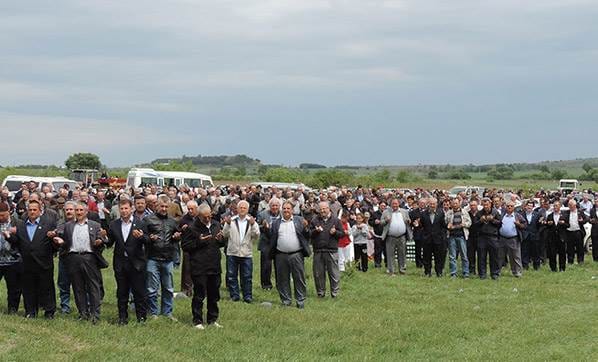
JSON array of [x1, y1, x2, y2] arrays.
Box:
[[144, 195, 181, 320]]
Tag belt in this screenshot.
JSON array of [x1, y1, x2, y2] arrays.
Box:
[[277, 250, 301, 255], [387, 233, 406, 238], [69, 251, 93, 255], [500, 235, 518, 239]]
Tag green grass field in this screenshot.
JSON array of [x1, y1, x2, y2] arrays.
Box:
[[1, 249, 597, 361]]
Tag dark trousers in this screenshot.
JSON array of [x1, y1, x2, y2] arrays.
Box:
[[191, 273, 221, 325], [489, 237, 503, 278], [566, 230, 584, 264], [422, 242, 446, 276], [260, 247, 273, 289], [414, 237, 423, 268], [114, 260, 147, 321], [181, 251, 193, 296], [226, 256, 252, 301], [21, 262, 56, 317], [354, 243, 368, 272], [57, 257, 71, 313], [547, 236, 567, 272], [274, 252, 306, 306], [0, 263, 22, 312], [477, 236, 496, 279], [373, 237, 386, 268], [522, 236, 542, 270], [467, 235, 477, 275], [593, 235, 598, 261], [66, 253, 102, 319]]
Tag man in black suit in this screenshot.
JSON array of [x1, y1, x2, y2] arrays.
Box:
[[543, 201, 568, 272], [475, 198, 502, 279], [409, 199, 426, 269], [519, 200, 543, 270], [6, 200, 58, 318], [564, 200, 588, 264], [420, 198, 447, 277], [104, 198, 149, 324], [182, 203, 225, 330], [53, 201, 108, 323], [589, 198, 598, 262]]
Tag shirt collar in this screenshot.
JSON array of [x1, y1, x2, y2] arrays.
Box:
[[76, 218, 88, 225], [26, 217, 40, 225], [121, 215, 134, 224]]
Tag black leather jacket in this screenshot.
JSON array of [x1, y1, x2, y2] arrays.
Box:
[[145, 213, 179, 261]]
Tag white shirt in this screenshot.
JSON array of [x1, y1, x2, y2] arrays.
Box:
[[71, 220, 92, 253], [97, 201, 105, 219], [388, 210, 407, 237], [121, 216, 133, 242], [236, 216, 248, 241], [568, 210, 581, 231], [277, 217, 301, 253]]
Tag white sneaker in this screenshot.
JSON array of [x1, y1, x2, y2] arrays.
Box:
[[210, 322, 223, 329], [194, 323, 205, 330]]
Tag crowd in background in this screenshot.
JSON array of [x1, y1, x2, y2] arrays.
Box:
[[1, 180, 597, 329]]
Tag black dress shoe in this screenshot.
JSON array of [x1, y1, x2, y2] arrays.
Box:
[[7, 308, 18, 315], [25, 313, 36, 319], [91, 316, 100, 325], [118, 318, 128, 325], [137, 317, 147, 323], [44, 312, 55, 320]]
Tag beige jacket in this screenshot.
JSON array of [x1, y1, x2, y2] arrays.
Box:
[[223, 216, 260, 257]]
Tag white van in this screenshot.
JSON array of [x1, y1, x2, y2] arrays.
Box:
[[126, 168, 214, 189], [2, 175, 78, 197]]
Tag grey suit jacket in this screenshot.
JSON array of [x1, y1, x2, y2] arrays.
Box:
[[380, 208, 413, 240]]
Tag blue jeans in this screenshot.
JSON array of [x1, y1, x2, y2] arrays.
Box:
[[226, 256, 253, 301], [57, 258, 71, 313], [146, 259, 174, 316], [448, 236, 469, 277]]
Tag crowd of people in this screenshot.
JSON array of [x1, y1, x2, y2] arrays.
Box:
[[1, 180, 597, 329]]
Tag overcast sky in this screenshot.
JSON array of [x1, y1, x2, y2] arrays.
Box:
[[1, 0, 597, 167]]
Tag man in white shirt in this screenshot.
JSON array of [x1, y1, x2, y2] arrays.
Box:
[[53, 201, 107, 323], [380, 199, 412, 275], [566, 200, 588, 264], [269, 201, 311, 308]]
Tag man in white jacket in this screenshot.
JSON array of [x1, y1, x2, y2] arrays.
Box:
[[222, 200, 260, 303]]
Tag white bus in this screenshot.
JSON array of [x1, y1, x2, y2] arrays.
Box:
[[126, 168, 214, 189]]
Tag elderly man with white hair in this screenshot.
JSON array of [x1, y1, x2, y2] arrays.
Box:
[[222, 200, 260, 303]]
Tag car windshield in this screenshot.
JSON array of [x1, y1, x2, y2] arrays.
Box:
[[3, 180, 23, 192]]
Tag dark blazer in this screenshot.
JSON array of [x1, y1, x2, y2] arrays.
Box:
[[9, 219, 57, 270], [544, 211, 568, 243], [588, 207, 598, 238], [105, 217, 148, 272], [57, 220, 109, 269], [519, 209, 543, 241], [269, 216, 311, 259], [409, 208, 425, 241], [257, 209, 281, 252], [420, 209, 447, 245], [181, 219, 225, 275]]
